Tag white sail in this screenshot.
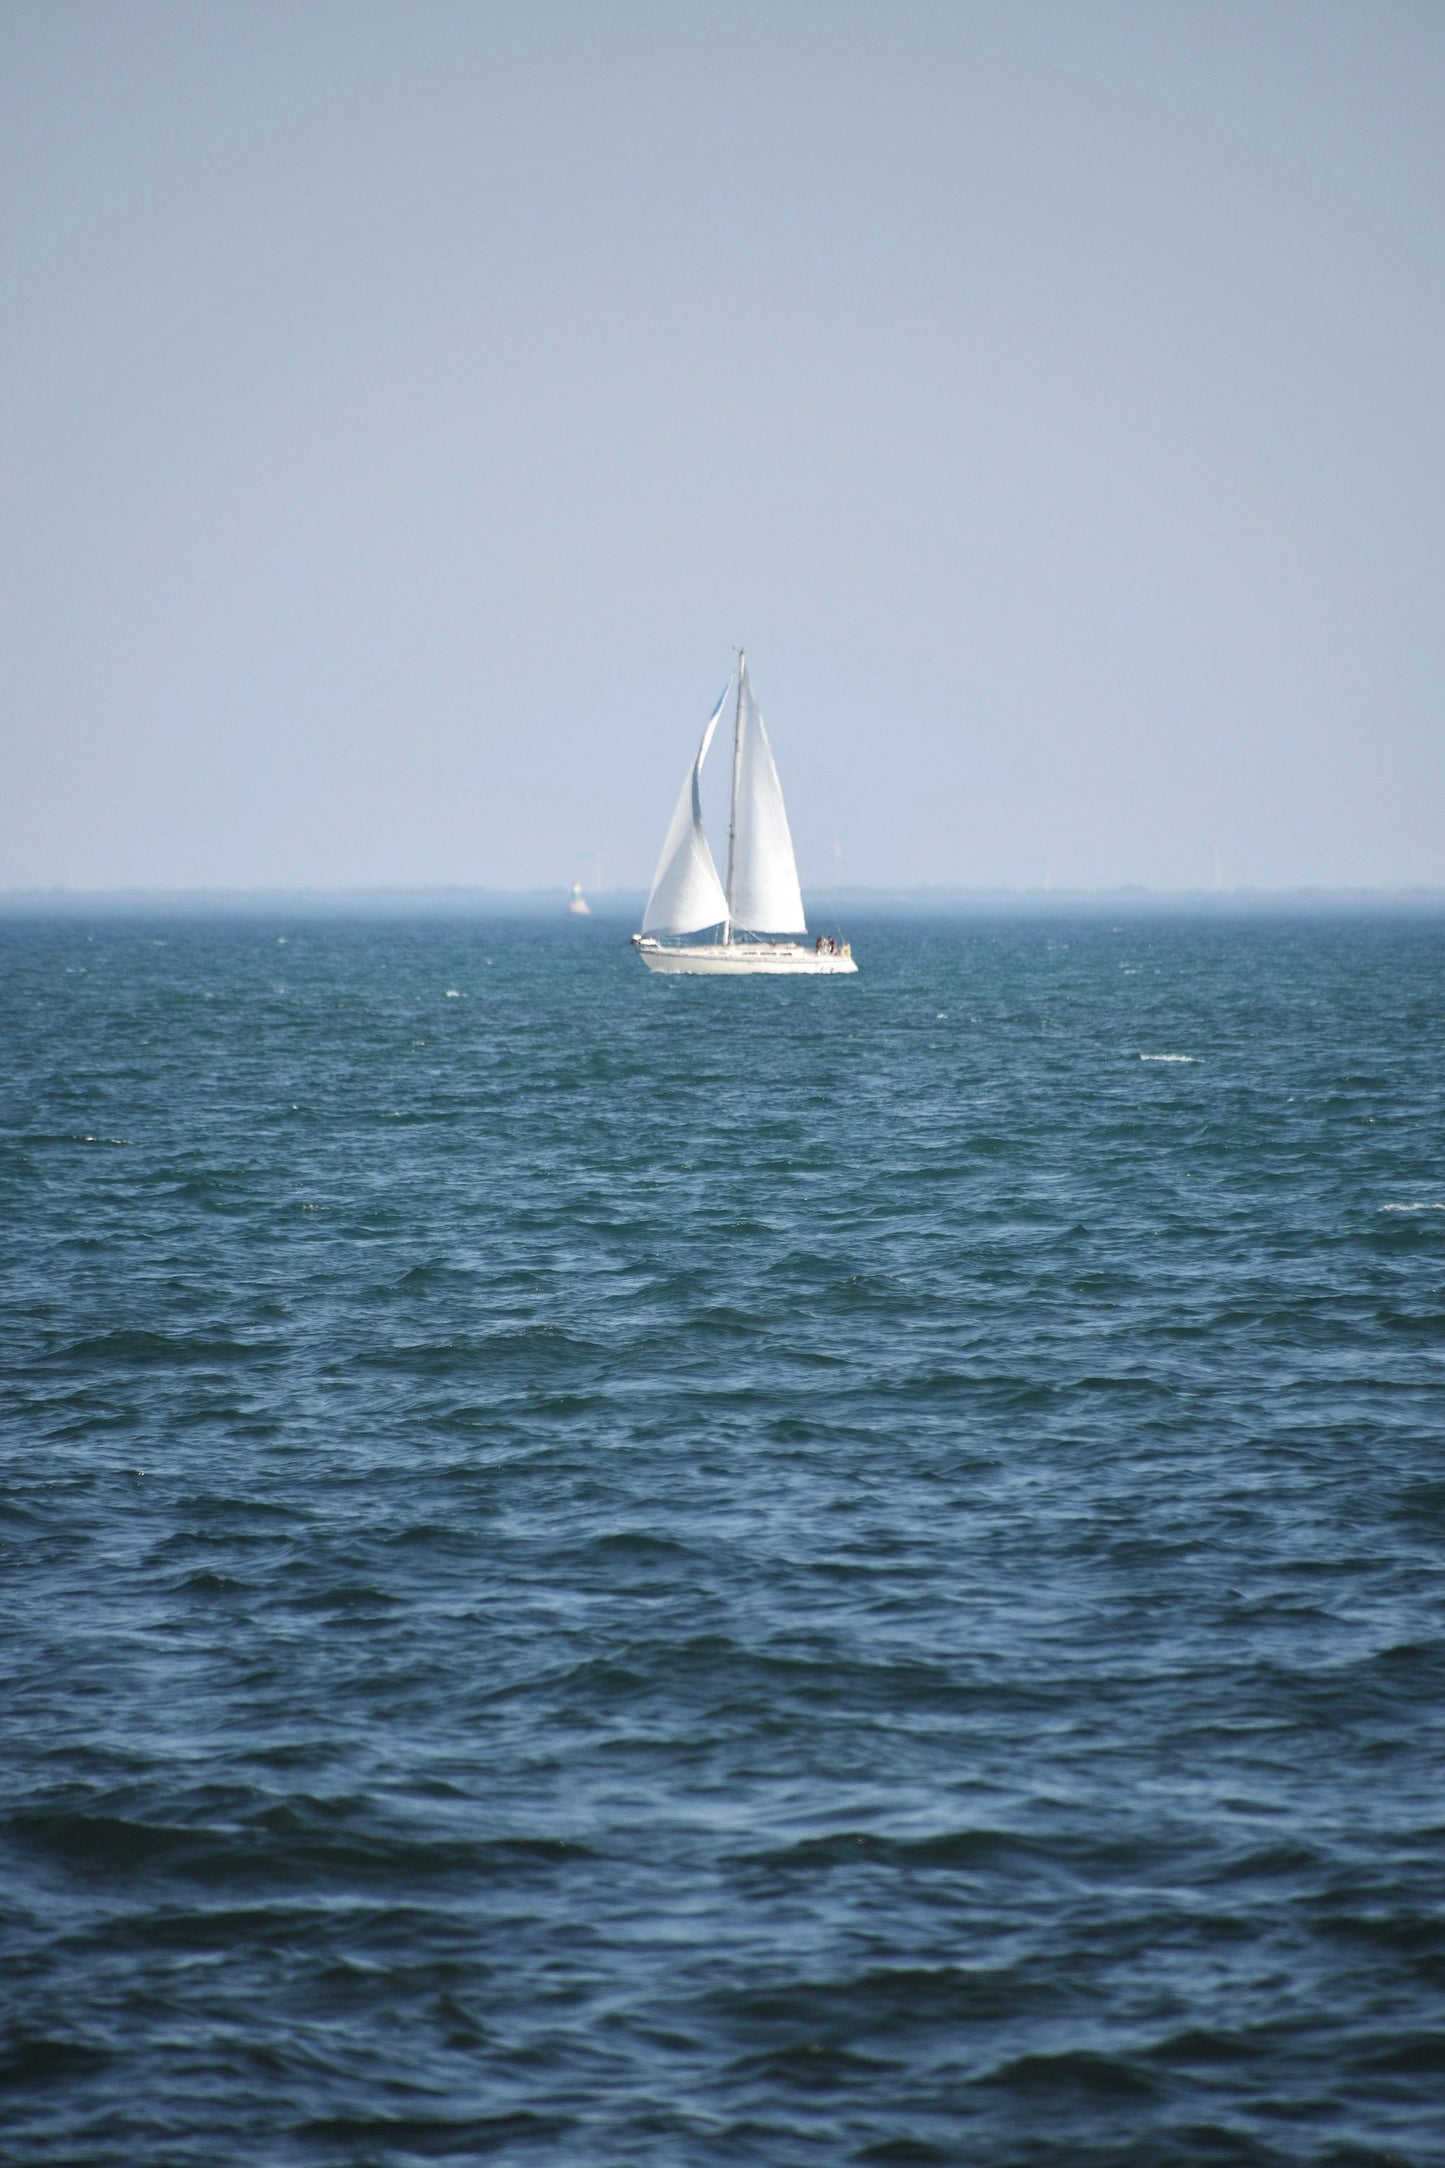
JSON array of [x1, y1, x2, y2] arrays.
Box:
[[726, 659, 807, 934], [641, 686, 730, 936]]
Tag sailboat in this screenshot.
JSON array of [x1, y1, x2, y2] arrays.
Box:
[[632, 653, 857, 975]]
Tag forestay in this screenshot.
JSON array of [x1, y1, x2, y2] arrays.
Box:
[[641, 687, 730, 936]]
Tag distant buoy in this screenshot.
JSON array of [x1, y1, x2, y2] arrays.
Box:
[[567, 882, 591, 916]]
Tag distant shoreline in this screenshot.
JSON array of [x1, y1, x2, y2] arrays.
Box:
[[3, 886, 1444, 919]]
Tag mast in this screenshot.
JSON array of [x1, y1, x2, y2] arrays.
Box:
[[724, 650, 745, 944]]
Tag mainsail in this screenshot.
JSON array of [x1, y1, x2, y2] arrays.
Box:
[[725, 656, 807, 935], [641, 685, 730, 936]]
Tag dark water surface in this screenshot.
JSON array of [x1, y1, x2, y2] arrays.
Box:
[[3, 911, 1444, 2166]]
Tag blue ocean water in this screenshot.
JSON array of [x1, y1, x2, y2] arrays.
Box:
[[2, 909, 1443, 2166]]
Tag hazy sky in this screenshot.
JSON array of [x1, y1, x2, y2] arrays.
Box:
[[3, 1, 1442, 892]]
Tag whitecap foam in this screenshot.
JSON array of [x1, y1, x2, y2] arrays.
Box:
[[1380, 1202, 1445, 1213], [1140, 1053, 1195, 1063]]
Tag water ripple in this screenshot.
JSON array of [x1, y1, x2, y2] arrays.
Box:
[[2, 910, 1443, 2164]]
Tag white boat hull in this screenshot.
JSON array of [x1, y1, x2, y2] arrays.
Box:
[[635, 939, 857, 976]]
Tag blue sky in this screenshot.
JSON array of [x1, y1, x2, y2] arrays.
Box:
[[3, 1, 1442, 890]]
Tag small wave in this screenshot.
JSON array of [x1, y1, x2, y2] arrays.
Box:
[[584, 1529, 695, 1560], [1146, 2025, 1260, 2066], [0, 2034, 113, 2084], [980, 2047, 1159, 2100], [1380, 1202, 1445, 1212], [731, 2037, 892, 2086], [54, 1330, 273, 1369], [717, 1961, 1058, 2035], [303, 2110, 570, 2151], [1358, 2031, 1445, 2074], [175, 1569, 250, 1596], [746, 1826, 1035, 1876], [1139, 1053, 1194, 1062], [288, 1581, 403, 1614]]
